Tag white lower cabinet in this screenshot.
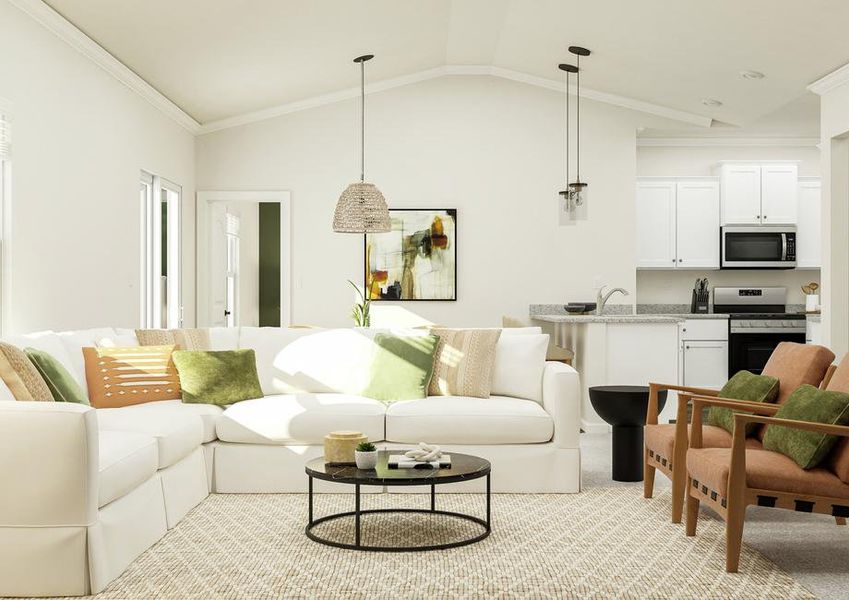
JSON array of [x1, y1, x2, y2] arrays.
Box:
[[679, 319, 729, 397], [681, 341, 728, 389], [806, 318, 822, 346]]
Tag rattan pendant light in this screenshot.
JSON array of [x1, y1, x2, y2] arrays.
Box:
[[332, 54, 391, 233]]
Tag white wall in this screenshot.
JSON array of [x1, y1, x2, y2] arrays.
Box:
[[817, 76, 849, 355], [636, 144, 821, 307], [0, 1, 195, 333], [197, 75, 682, 327]]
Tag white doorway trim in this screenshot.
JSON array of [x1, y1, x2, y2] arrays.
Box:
[[196, 190, 292, 327]]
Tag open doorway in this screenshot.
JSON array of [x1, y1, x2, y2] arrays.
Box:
[[197, 191, 291, 327]]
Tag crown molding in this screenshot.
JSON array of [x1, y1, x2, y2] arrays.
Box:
[[199, 64, 712, 134], [8, 0, 201, 134], [808, 62, 849, 96], [637, 137, 820, 148]]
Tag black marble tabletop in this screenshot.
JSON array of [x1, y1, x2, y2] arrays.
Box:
[[306, 451, 490, 486]]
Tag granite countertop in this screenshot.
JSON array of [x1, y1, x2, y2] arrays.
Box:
[[533, 314, 685, 324]]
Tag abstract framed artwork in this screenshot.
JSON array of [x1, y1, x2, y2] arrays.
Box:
[[365, 209, 457, 301]]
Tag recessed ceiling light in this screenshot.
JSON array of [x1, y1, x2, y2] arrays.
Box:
[[740, 70, 765, 80], [701, 98, 723, 107]]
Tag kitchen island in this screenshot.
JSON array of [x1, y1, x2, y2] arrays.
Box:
[[532, 310, 685, 432]]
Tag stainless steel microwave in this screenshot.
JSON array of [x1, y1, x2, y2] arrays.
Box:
[[720, 225, 796, 269]]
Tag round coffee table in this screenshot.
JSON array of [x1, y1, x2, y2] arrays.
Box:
[[589, 385, 667, 482], [305, 451, 491, 551]]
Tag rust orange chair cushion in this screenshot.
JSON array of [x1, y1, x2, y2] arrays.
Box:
[[687, 447, 849, 499], [645, 423, 762, 466]]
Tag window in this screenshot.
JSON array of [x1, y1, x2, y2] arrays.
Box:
[[0, 111, 10, 334], [140, 171, 181, 328]]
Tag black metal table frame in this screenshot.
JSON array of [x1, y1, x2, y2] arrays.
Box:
[[305, 473, 491, 551]]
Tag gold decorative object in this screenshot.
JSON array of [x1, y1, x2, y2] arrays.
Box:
[[324, 431, 367, 465]]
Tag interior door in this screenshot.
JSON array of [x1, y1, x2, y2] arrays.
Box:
[[635, 180, 676, 268], [675, 180, 720, 269], [761, 164, 798, 224], [721, 164, 761, 225], [209, 204, 229, 327]]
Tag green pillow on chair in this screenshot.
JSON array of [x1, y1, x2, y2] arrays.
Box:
[[763, 384, 849, 469], [362, 333, 440, 402], [707, 370, 779, 435], [24, 348, 89, 405], [172, 349, 263, 406]]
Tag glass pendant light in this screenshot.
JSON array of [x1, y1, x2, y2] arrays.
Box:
[[333, 54, 391, 233], [558, 46, 591, 224]]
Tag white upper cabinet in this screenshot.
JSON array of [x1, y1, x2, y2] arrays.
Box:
[[635, 180, 677, 268], [718, 162, 798, 225], [797, 178, 822, 269], [761, 164, 798, 224], [676, 180, 720, 268], [636, 178, 719, 270], [720, 164, 761, 224]]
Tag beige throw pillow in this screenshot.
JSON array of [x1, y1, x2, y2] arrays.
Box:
[[428, 328, 501, 398], [136, 328, 210, 351], [0, 342, 53, 401]]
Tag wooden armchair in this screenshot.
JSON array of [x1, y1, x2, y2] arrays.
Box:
[[644, 342, 836, 523], [685, 394, 849, 572]]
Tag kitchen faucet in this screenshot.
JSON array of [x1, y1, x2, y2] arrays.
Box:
[[596, 285, 630, 315]]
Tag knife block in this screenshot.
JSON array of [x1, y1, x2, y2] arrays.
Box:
[[691, 290, 710, 314]]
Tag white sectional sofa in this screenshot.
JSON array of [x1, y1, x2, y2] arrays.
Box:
[[0, 325, 581, 597]]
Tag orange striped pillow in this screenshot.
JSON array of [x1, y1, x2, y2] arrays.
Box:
[[83, 345, 181, 408]]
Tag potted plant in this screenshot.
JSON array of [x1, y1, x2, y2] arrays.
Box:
[[348, 280, 371, 327], [355, 442, 378, 469]]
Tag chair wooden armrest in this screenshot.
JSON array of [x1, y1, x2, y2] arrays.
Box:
[[732, 413, 849, 438], [646, 383, 719, 425]]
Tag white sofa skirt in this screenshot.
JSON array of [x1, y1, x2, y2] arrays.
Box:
[[212, 441, 580, 494]]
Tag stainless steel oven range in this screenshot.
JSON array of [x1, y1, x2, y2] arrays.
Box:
[[714, 286, 806, 377]]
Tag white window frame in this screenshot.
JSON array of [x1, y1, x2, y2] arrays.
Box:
[[140, 171, 182, 328]]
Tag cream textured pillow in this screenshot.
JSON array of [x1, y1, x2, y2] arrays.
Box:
[[136, 328, 210, 351], [428, 328, 501, 398], [0, 342, 53, 401]]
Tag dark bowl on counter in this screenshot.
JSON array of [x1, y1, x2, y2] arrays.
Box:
[[565, 302, 597, 314]]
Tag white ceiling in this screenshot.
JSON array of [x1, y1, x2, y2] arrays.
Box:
[[42, 0, 848, 132]]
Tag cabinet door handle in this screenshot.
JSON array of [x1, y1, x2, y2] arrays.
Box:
[[763, 215, 768, 220]]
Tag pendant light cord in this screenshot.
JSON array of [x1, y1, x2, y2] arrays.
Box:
[[360, 59, 365, 182], [576, 54, 580, 183], [565, 71, 570, 186]]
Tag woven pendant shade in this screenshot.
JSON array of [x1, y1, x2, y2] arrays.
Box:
[[333, 182, 391, 233]]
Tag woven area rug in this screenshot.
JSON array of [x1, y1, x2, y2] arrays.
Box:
[[81, 489, 812, 599]]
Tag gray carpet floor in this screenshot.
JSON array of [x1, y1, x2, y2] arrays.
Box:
[[581, 432, 849, 599]]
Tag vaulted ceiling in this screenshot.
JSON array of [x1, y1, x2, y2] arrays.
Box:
[[42, 0, 848, 132]]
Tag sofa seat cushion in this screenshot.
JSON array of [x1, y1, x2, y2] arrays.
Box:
[[98, 400, 222, 443], [644, 424, 762, 464], [216, 394, 386, 445], [385, 395, 553, 444], [687, 447, 849, 499], [98, 430, 158, 507], [97, 407, 204, 468]]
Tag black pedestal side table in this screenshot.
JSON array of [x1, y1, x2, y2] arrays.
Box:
[[588, 385, 667, 482]]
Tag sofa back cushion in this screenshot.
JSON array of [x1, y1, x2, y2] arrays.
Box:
[[3, 331, 81, 392], [239, 327, 375, 395], [825, 353, 849, 483], [490, 333, 548, 403]]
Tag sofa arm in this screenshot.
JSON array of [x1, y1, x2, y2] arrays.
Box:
[[0, 402, 98, 527], [543, 361, 580, 449]]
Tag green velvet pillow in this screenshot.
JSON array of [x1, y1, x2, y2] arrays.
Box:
[[707, 370, 779, 435], [24, 348, 89, 405], [172, 349, 263, 406], [763, 384, 849, 469], [362, 334, 440, 402]]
